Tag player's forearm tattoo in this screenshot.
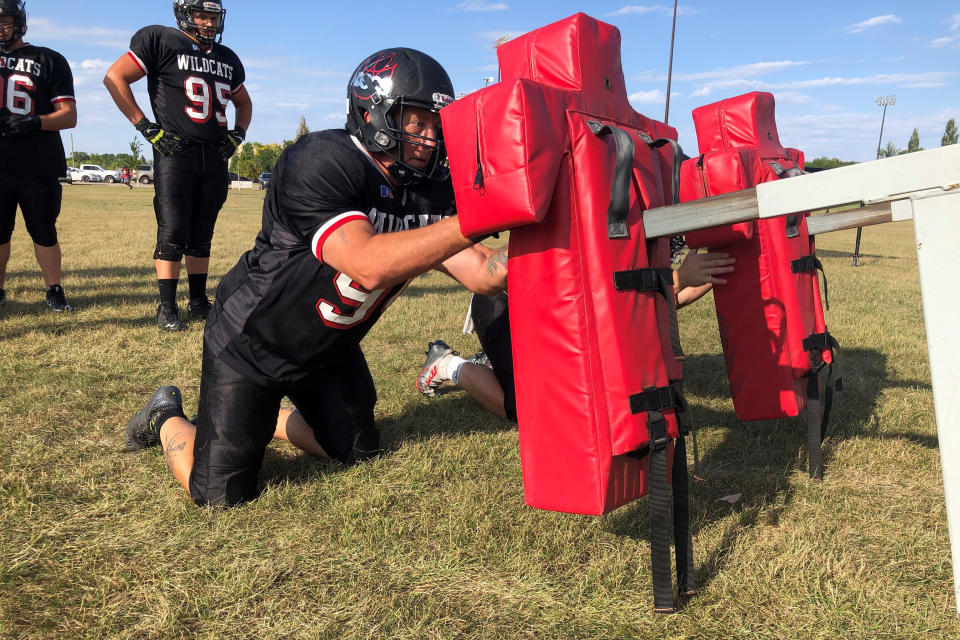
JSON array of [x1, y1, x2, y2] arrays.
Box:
[[485, 247, 508, 276]]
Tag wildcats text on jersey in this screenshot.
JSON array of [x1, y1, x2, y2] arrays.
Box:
[[0, 55, 42, 77], [176, 54, 234, 82], [367, 209, 444, 234]]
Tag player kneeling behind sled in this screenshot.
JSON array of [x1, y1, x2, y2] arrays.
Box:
[[123, 48, 506, 507]]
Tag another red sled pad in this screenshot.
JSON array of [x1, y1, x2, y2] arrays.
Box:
[[448, 12, 696, 612], [678, 91, 839, 476]]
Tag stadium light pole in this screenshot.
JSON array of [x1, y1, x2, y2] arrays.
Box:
[[664, 0, 679, 124], [494, 34, 512, 83], [853, 94, 895, 266]]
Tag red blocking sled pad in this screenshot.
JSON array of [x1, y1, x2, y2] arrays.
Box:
[[443, 13, 695, 611], [679, 92, 839, 476]]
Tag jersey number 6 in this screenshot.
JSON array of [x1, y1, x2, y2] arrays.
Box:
[[0, 74, 35, 115], [183, 75, 230, 125]]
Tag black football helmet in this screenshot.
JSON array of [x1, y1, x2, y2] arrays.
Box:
[[0, 0, 26, 49], [173, 0, 225, 45], [346, 48, 455, 185]]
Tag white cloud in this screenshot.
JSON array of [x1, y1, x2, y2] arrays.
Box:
[[675, 60, 812, 82], [628, 89, 664, 103], [931, 35, 958, 49], [606, 5, 693, 17], [844, 14, 902, 35], [688, 71, 956, 96], [29, 17, 130, 49], [453, 1, 508, 11], [951, 14, 960, 30], [902, 82, 947, 89]]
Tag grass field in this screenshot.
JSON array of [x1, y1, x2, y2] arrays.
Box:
[[0, 183, 957, 639]]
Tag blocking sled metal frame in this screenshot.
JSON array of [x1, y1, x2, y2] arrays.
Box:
[[643, 143, 960, 614]]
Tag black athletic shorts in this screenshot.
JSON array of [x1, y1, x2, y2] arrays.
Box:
[[470, 291, 516, 421], [0, 172, 62, 246], [189, 341, 377, 507], [153, 144, 229, 254]]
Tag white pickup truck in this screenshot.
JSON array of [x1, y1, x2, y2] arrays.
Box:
[[77, 164, 120, 183]]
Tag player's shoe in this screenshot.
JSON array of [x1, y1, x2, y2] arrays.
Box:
[[45, 284, 72, 312], [157, 302, 186, 331], [0, 288, 6, 307], [187, 296, 212, 320], [416, 340, 458, 397], [468, 350, 492, 368], [124, 385, 183, 451]]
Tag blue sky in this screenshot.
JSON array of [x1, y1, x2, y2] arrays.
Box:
[[28, 1, 960, 162]]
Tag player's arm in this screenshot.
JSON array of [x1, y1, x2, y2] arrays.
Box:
[[672, 248, 735, 308], [436, 243, 507, 296], [230, 85, 252, 132], [102, 53, 148, 125], [320, 217, 474, 291], [40, 99, 77, 131]]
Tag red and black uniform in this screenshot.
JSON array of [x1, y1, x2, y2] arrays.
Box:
[[0, 43, 74, 247], [194, 129, 454, 506], [127, 25, 245, 260]]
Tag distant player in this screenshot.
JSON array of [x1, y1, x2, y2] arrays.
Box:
[[103, 0, 251, 331], [0, 0, 77, 311]]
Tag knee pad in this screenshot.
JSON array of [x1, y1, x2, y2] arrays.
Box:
[[25, 222, 57, 248], [344, 426, 382, 465], [183, 242, 212, 259], [154, 242, 184, 262]]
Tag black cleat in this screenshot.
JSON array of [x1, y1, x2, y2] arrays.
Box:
[[45, 284, 72, 311], [0, 288, 6, 306], [187, 296, 212, 320], [157, 302, 186, 331], [468, 350, 492, 368], [125, 385, 183, 451]]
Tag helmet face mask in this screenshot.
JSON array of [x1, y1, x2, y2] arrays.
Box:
[[173, 0, 225, 45], [0, 0, 27, 49], [346, 48, 455, 185]]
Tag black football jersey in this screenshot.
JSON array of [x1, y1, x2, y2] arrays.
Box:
[[205, 129, 455, 384], [0, 44, 74, 177], [128, 26, 245, 145]]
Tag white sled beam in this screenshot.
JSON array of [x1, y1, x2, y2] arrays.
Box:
[[640, 150, 960, 615], [644, 145, 960, 239]]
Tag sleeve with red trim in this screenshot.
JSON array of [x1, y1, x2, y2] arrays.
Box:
[[274, 133, 372, 250], [129, 26, 163, 75], [45, 49, 75, 106]]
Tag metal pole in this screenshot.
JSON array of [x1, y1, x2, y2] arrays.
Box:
[[664, 0, 678, 124], [855, 95, 895, 266]]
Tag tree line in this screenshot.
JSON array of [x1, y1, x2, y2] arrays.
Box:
[[878, 118, 957, 158]]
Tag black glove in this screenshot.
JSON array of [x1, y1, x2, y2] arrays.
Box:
[[135, 117, 184, 155], [0, 114, 41, 136], [218, 126, 245, 159]]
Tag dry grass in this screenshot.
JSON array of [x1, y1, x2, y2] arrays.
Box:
[[0, 184, 957, 639]]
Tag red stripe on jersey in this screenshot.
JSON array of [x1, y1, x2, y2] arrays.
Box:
[[311, 212, 371, 263], [232, 82, 245, 94], [51, 96, 76, 105], [126, 51, 147, 74]]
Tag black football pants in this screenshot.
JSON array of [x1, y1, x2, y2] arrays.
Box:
[[470, 291, 516, 421], [189, 342, 378, 507], [152, 145, 228, 260], [0, 172, 61, 246]]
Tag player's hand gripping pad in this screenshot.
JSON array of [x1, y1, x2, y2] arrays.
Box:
[[678, 91, 833, 421]]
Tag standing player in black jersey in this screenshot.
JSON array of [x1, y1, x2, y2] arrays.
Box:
[[103, 0, 251, 331], [0, 0, 77, 311], [122, 48, 508, 507]]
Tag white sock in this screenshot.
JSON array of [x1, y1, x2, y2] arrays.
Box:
[[441, 354, 467, 385]]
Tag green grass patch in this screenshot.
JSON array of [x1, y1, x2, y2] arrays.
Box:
[[0, 184, 956, 638]]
